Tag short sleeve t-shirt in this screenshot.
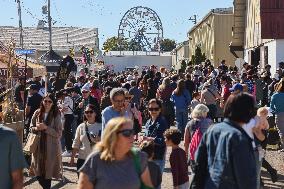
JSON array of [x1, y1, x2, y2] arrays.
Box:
[[80, 150, 148, 189], [0, 125, 27, 189], [27, 93, 42, 118]]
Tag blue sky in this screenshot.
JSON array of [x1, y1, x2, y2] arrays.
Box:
[[0, 0, 233, 48]]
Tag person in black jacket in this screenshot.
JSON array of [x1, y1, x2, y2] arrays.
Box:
[[75, 85, 101, 125], [141, 98, 169, 174]]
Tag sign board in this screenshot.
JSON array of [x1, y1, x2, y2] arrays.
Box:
[[0, 68, 33, 78], [15, 49, 36, 55], [260, 0, 284, 39]]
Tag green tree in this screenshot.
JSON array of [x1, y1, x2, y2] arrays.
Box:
[[160, 38, 176, 52], [128, 39, 142, 51], [180, 60, 187, 72], [191, 46, 206, 65], [102, 37, 128, 51]]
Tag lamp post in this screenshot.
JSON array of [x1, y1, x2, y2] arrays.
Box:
[[16, 0, 24, 49], [189, 15, 197, 24], [48, 0, 52, 51]]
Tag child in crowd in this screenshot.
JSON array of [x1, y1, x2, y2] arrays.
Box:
[[164, 128, 189, 189], [190, 92, 201, 112], [256, 107, 269, 130], [140, 141, 162, 189]]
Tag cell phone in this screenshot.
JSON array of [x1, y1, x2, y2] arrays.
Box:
[[131, 103, 135, 108]]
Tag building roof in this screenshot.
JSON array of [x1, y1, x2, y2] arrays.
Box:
[[171, 40, 189, 54], [187, 7, 233, 35], [0, 26, 99, 51]]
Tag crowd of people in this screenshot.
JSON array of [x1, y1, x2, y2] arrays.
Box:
[[1, 59, 284, 189]]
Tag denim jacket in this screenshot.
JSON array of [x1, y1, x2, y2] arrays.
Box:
[[192, 119, 257, 189], [144, 115, 169, 160]]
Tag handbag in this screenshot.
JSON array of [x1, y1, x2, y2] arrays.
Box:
[[23, 132, 40, 154], [131, 148, 154, 189]]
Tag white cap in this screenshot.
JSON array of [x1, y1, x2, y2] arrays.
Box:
[[81, 83, 90, 92]]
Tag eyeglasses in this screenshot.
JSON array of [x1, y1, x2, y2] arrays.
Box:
[[82, 91, 89, 93], [84, 110, 94, 114], [43, 100, 53, 104], [117, 129, 135, 137], [148, 107, 160, 112]]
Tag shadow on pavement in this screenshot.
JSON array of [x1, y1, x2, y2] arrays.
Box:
[[262, 170, 284, 189], [24, 177, 37, 186]]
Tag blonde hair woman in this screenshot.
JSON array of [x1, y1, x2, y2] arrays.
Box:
[[184, 104, 212, 159], [78, 117, 153, 189]]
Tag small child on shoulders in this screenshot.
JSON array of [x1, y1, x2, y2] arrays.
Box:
[[164, 128, 189, 189], [140, 141, 162, 189], [190, 92, 201, 112], [256, 107, 269, 130]]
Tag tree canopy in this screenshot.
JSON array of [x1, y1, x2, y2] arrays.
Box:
[[160, 38, 176, 52], [103, 36, 177, 52], [102, 37, 128, 51], [190, 46, 206, 65]]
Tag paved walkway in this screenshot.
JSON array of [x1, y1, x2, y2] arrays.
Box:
[[24, 149, 284, 189]]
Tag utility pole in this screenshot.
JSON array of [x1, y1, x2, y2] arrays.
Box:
[[47, 0, 52, 50], [16, 0, 24, 49], [189, 15, 197, 24]]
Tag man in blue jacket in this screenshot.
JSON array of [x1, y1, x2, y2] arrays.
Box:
[[191, 93, 257, 189]]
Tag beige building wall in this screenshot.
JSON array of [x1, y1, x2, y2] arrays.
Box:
[[214, 14, 236, 65], [188, 12, 236, 67], [188, 15, 215, 63]]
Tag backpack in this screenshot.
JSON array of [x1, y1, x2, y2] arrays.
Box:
[[189, 127, 203, 161]]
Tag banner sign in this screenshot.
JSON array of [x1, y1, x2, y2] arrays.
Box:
[[15, 49, 36, 55], [54, 55, 76, 91]]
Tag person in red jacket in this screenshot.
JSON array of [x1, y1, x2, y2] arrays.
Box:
[[220, 75, 231, 107]]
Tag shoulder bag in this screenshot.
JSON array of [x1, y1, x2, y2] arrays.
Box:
[[85, 123, 96, 147], [23, 132, 40, 154]]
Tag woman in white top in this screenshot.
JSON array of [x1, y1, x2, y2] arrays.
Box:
[[70, 104, 102, 176]]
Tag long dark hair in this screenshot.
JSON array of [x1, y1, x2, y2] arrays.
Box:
[[224, 92, 256, 123], [174, 79, 186, 96], [83, 104, 101, 123], [38, 93, 60, 124]]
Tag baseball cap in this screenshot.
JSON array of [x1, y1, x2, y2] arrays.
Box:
[[81, 85, 90, 93], [229, 83, 243, 92]]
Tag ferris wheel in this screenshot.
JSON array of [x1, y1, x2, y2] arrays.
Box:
[[118, 6, 163, 52]]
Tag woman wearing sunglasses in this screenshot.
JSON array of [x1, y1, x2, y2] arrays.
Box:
[[70, 104, 102, 176], [142, 98, 169, 174], [78, 117, 153, 189], [29, 93, 62, 189]]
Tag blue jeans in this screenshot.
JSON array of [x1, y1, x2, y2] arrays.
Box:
[[175, 109, 188, 136], [153, 158, 166, 189], [153, 159, 166, 174]]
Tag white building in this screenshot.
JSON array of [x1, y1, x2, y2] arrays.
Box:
[[102, 51, 172, 73]]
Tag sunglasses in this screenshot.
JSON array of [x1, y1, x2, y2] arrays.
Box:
[[117, 129, 135, 137], [82, 91, 89, 93], [125, 97, 132, 100], [148, 107, 160, 112], [84, 110, 94, 114], [44, 100, 53, 104]]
